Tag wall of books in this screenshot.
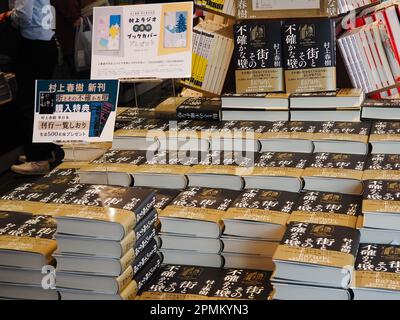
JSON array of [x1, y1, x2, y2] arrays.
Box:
[[3, 0, 400, 301]]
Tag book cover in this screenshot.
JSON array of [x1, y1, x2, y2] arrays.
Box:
[[234, 20, 284, 93], [289, 191, 362, 228], [259, 121, 318, 140], [283, 18, 336, 93], [312, 121, 371, 143], [176, 97, 222, 121], [274, 222, 360, 268], [354, 243, 400, 292], [250, 152, 311, 178], [161, 187, 240, 224], [363, 154, 400, 180], [224, 189, 299, 226], [369, 121, 400, 142], [0, 211, 57, 260], [303, 153, 366, 180], [139, 264, 272, 300], [363, 180, 400, 214]]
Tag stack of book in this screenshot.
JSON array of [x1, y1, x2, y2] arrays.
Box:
[[158, 187, 239, 268], [272, 190, 363, 300], [359, 180, 400, 244], [362, 100, 400, 120], [352, 243, 400, 300], [221, 94, 289, 121], [0, 211, 59, 300], [289, 89, 365, 122], [338, 0, 380, 15], [368, 121, 400, 153], [139, 264, 272, 300], [53, 185, 161, 300], [221, 189, 300, 271], [271, 222, 360, 300], [302, 152, 367, 195]]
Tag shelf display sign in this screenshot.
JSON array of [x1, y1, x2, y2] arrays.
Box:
[[33, 80, 119, 143], [91, 1, 193, 80]]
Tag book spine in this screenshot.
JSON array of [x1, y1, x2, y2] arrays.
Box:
[[136, 196, 156, 222], [134, 252, 162, 291], [135, 227, 157, 258], [338, 37, 361, 88], [134, 209, 157, 241], [132, 239, 159, 276]]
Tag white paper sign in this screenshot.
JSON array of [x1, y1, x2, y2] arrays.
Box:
[[91, 2, 193, 80]]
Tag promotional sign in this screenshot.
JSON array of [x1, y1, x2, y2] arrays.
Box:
[[91, 1, 193, 80], [33, 80, 119, 143]]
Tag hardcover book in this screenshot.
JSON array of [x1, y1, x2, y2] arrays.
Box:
[[139, 264, 272, 300], [273, 222, 360, 288], [0, 211, 57, 268], [303, 152, 366, 195], [362, 180, 400, 231], [223, 189, 299, 240], [187, 150, 256, 190], [233, 20, 284, 93], [176, 97, 222, 121], [312, 121, 371, 154], [160, 187, 240, 238], [363, 154, 400, 181], [282, 18, 336, 93], [369, 121, 400, 154], [288, 191, 362, 228], [353, 243, 400, 299], [243, 152, 311, 192]]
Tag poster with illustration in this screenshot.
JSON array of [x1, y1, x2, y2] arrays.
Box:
[[96, 14, 121, 51], [91, 2, 193, 80], [164, 11, 187, 48]]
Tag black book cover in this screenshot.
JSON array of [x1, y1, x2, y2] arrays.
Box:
[[224, 189, 299, 226], [313, 121, 371, 143], [139, 264, 272, 300], [274, 221, 360, 268], [290, 191, 362, 228], [260, 121, 318, 140], [134, 251, 162, 291], [116, 118, 169, 136], [132, 239, 158, 276], [363, 99, 400, 108], [363, 180, 400, 214], [363, 154, 400, 180], [176, 98, 222, 122], [304, 152, 366, 179], [152, 188, 181, 212], [234, 20, 284, 93], [354, 243, 400, 292], [71, 185, 155, 222], [1, 183, 34, 201], [250, 152, 311, 178], [219, 120, 271, 139], [134, 209, 157, 241], [161, 187, 240, 223], [0, 211, 57, 258], [370, 121, 400, 141], [198, 150, 257, 167], [91, 150, 148, 165], [283, 18, 336, 93], [135, 227, 156, 258]]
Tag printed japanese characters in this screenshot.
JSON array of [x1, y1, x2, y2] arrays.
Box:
[[139, 264, 272, 300], [234, 20, 284, 93], [283, 18, 336, 93]]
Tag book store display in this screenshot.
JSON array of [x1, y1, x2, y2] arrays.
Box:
[[3, 0, 400, 301]]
